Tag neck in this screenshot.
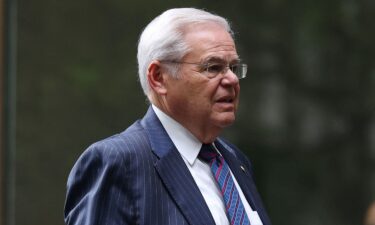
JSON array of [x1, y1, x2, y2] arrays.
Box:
[[187, 125, 220, 144], [151, 98, 221, 144]]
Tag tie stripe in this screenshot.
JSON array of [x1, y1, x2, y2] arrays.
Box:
[[200, 144, 251, 225]]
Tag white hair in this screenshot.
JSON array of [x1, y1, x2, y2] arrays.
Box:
[[137, 8, 233, 97]]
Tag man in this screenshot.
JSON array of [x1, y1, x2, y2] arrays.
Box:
[[64, 8, 271, 225]]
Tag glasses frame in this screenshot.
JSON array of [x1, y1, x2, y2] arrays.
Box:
[[160, 60, 247, 79]]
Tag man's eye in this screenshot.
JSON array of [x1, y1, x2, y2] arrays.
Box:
[[206, 64, 225, 73]]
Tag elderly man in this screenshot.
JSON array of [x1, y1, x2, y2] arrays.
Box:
[[64, 8, 271, 225]]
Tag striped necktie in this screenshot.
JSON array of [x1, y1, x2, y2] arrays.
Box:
[[199, 143, 251, 225]]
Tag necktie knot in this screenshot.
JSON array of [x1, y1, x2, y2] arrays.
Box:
[[199, 144, 219, 163]]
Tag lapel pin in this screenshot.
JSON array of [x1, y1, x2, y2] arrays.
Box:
[[240, 165, 246, 172]]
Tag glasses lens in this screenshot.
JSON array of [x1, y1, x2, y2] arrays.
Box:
[[200, 62, 247, 79], [206, 64, 225, 76], [240, 64, 247, 79], [231, 64, 247, 79]]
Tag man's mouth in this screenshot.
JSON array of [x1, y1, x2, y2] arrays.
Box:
[[216, 96, 234, 104]]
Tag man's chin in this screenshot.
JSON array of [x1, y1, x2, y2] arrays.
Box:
[[214, 113, 236, 128]]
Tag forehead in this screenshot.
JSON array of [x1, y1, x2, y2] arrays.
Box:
[[182, 23, 238, 62]]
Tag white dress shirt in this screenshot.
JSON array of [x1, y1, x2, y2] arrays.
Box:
[[152, 105, 263, 225]]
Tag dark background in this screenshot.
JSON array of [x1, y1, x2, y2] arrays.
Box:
[[12, 0, 375, 224]]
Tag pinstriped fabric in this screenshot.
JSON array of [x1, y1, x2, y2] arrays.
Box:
[[142, 108, 216, 225], [65, 125, 189, 224], [64, 108, 210, 225], [64, 107, 271, 225]]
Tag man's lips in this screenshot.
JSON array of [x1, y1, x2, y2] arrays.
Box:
[[215, 96, 235, 103]]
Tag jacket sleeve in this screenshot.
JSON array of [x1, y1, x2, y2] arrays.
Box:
[[64, 143, 136, 225]]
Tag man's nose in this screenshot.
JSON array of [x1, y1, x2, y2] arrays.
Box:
[[221, 69, 239, 86]]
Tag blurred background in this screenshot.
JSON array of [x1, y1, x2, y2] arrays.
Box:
[[1, 0, 375, 225]]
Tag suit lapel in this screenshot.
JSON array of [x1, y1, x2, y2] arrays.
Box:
[[140, 107, 215, 225], [215, 139, 272, 225]]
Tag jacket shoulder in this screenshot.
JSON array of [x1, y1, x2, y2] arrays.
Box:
[[84, 120, 149, 158], [64, 120, 151, 224]]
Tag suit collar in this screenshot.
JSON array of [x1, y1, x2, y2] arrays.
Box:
[[140, 107, 174, 158], [140, 107, 271, 225], [140, 107, 216, 225], [151, 105, 202, 166]]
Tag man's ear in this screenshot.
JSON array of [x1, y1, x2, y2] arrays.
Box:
[[147, 61, 167, 95]]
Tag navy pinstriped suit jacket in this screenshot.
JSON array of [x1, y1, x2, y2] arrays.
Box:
[[64, 107, 271, 225]]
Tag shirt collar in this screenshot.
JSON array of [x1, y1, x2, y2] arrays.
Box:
[[152, 105, 202, 165]]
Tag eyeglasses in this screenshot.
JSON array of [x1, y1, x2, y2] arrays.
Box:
[[160, 60, 247, 79]]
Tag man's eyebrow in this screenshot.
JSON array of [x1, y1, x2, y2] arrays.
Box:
[[202, 56, 240, 64], [202, 57, 225, 63]]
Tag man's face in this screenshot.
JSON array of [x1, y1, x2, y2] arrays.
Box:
[[162, 23, 240, 141]]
